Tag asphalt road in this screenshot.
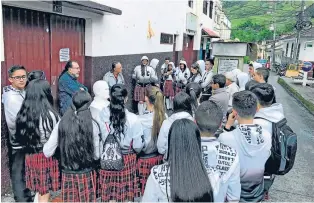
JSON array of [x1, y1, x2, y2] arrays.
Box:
[[267, 73, 314, 202]]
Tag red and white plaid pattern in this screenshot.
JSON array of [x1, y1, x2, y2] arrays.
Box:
[[61, 170, 97, 202], [134, 85, 146, 102], [135, 155, 163, 197], [98, 154, 137, 202], [25, 153, 60, 195], [163, 80, 175, 97]]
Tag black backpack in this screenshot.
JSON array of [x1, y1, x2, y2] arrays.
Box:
[[256, 117, 297, 175], [95, 121, 124, 171]]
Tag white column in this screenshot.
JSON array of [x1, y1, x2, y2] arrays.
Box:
[[302, 71, 308, 86]]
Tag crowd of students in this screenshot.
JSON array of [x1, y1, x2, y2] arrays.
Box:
[[2, 57, 287, 202]]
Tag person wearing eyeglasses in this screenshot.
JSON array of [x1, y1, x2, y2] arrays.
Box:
[[2, 65, 32, 202], [58, 60, 87, 116], [103, 62, 125, 89]]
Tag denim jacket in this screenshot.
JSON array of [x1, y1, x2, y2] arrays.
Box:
[[58, 72, 87, 115]]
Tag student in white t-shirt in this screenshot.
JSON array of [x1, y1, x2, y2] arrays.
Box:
[[195, 101, 241, 202]]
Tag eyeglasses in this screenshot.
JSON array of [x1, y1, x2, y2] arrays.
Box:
[[11, 75, 27, 81]]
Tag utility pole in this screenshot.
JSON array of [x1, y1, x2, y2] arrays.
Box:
[[294, 0, 305, 64], [271, 1, 276, 70]]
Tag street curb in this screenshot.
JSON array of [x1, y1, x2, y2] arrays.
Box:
[[278, 77, 314, 115]]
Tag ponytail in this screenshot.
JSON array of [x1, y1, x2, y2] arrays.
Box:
[[146, 87, 166, 142], [189, 89, 198, 114], [186, 83, 202, 115], [109, 84, 128, 138]]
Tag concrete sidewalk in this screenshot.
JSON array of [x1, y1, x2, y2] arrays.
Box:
[[278, 77, 314, 115]]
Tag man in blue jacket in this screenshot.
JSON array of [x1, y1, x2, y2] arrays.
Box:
[[58, 60, 87, 116]]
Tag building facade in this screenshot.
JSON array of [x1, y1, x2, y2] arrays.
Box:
[[265, 28, 314, 65]]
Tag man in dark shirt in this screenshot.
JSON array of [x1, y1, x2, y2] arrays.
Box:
[[58, 61, 87, 116]]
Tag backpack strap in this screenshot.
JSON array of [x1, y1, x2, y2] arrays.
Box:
[[254, 116, 271, 122], [92, 118, 102, 141]]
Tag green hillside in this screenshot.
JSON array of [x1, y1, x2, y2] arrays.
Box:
[[223, 1, 314, 42]]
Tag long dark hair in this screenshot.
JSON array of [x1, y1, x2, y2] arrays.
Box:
[[173, 92, 192, 116], [59, 60, 77, 78], [191, 62, 202, 76], [145, 87, 166, 142], [110, 84, 128, 138], [186, 83, 202, 114], [58, 90, 94, 170], [16, 79, 59, 152], [28, 70, 46, 81], [166, 119, 214, 202]]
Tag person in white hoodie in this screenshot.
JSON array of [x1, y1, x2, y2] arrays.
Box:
[[237, 72, 250, 91], [137, 87, 167, 197], [89, 80, 110, 123], [132, 56, 158, 115], [195, 101, 241, 202], [251, 83, 285, 200], [219, 91, 271, 202], [98, 84, 144, 202], [157, 92, 193, 156], [225, 71, 239, 109], [2, 65, 32, 202], [174, 60, 190, 94]]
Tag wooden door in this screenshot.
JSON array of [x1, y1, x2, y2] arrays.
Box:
[[50, 14, 85, 99], [2, 6, 51, 85], [182, 34, 194, 67]]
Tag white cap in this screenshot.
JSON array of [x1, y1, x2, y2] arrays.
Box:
[[141, 56, 149, 61], [179, 60, 187, 66], [225, 71, 236, 82]]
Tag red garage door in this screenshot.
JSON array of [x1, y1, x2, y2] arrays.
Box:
[[2, 6, 51, 83], [2, 6, 85, 99]]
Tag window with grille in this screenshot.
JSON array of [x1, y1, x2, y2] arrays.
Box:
[[285, 43, 289, 57], [209, 1, 214, 19], [290, 43, 294, 58], [203, 0, 208, 15], [188, 0, 193, 8], [160, 33, 174, 44]]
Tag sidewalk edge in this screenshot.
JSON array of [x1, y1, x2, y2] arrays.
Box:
[[278, 77, 314, 116]]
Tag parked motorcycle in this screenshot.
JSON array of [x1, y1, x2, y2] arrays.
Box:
[[277, 64, 287, 76]]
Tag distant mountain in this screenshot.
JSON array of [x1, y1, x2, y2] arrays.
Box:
[[223, 1, 314, 42]]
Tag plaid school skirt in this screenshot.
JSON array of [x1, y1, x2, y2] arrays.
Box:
[[25, 153, 60, 195], [136, 155, 164, 196], [98, 154, 137, 202], [163, 80, 175, 97], [61, 169, 97, 202], [134, 85, 146, 102]]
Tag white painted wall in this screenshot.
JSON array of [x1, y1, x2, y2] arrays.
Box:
[[299, 39, 314, 61], [89, 0, 186, 56]]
